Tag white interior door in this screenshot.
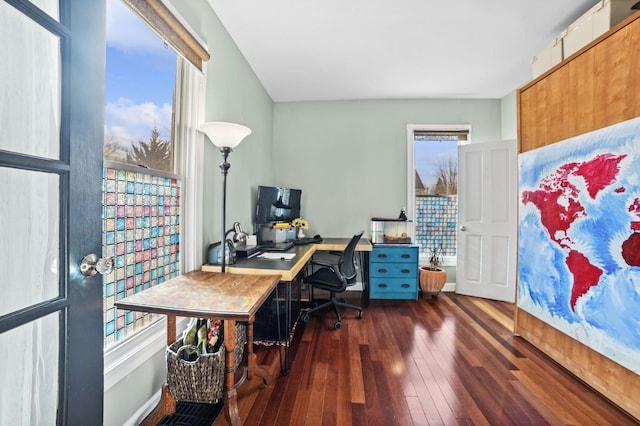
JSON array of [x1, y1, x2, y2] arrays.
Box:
[[456, 140, 517, 302]]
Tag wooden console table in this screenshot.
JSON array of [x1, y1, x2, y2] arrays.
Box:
[[115, 270, 281, 426]]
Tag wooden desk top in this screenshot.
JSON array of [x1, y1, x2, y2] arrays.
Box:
[[114, 270, 281, 320], [201, 237, 372, 281]]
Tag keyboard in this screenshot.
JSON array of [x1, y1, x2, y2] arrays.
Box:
[[259, 241, 294, 251], [293, 236, 322, 245]]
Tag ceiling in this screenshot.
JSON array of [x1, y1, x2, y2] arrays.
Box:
[[208, 0, 600, 102]]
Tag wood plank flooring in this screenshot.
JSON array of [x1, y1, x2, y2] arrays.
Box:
[[214, 293, 638, 425]]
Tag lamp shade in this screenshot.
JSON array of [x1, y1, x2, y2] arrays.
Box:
[[199, 121, 252, 149]]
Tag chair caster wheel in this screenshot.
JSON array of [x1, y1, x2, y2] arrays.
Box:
[[334, 320, 341, 330], [302, 313, 310, 323], [357, 311, 363, 320]]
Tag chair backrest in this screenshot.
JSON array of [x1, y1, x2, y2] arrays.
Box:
[[338, 231, 364, 283]]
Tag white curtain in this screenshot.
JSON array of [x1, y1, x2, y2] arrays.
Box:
[[0, 1, 61, 425], [174, 56, 206, 273]]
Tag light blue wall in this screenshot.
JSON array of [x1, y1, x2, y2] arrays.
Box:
[[164, 0, 275, 255], [271, 99, 503, 238], [501, 90, 518, 140]]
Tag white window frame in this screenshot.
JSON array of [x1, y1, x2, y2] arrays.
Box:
[[103, 1, 207, 392], [406, 123, 471, 263]]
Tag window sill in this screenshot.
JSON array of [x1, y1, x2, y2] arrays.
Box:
[[104, 316, 189, 391]]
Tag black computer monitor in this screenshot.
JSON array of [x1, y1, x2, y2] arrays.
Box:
[[255, 185, 302, 225]]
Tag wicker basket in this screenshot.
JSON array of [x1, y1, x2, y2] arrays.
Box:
[[166, 322, 246, 403]]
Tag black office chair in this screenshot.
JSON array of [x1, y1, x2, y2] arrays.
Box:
[[301, 231, 364, 329]]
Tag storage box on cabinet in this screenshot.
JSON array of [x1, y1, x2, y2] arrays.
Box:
[[564, 0, 637, 57], [530, 0, 637, 77], [370, 245, 418, 300]]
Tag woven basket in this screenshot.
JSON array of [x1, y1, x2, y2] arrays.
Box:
[[166, 322, 246, 403]]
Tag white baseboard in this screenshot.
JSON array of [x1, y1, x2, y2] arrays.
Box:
[[443, 282, 456, 292], [123, 388, 162, 426]]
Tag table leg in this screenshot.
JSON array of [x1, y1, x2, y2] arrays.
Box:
[[224, 319, 241, 426], [246, 320, 255, 380], [246, 320, 274, 386]]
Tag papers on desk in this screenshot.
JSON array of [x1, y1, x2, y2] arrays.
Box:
[[257, 252, 296, 260]]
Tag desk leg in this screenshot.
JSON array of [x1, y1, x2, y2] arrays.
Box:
[[284, 281, 291, 374], [360, 251, 370, 308], [224, 319, 241, 426]]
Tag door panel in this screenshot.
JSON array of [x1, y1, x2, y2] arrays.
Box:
[[457, 140, 517, 302], [0, 1, 105, 424], [0, 167, 60, 316], [462, 233, 482, 282], [490, 236, 509, 285], [0, 311, 60, 424], [0, 2, 61, 159]]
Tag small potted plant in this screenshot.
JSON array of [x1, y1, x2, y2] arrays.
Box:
[[419, 245, 447, 298], [291, 217, 309, 239]]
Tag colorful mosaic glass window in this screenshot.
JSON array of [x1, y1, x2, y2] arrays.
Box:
[[415, 195, 457, 257], [102, 167, 181, 348]]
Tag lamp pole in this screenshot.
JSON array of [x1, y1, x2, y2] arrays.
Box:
[[219, 146, 232, 273], [199, 121, 251, 273]]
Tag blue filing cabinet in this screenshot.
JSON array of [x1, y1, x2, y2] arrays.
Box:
[[369, 244, 419, 300]]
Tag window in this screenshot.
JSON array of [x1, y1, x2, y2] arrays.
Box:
[[102, 0, 208, 349], [103, 0, 209, 173], [104, 0, 176, 172], [407, 125, 470, 258]]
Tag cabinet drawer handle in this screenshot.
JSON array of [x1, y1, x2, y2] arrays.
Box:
[[377, 268, 387, 273], [401, 254, 410, 258], [401, 283, 410, 288], [377, 254, 388, 259], [377, 283, 388, 288], [400, 269, 410, 274]]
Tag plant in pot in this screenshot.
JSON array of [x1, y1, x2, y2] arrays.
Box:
[[419, 245, 447, 298]]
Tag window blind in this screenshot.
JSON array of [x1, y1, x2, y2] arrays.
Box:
[[413, 130, 468, 141], [122, 0, 209, 71]]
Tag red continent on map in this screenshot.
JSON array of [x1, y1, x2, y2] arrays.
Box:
[[566, 250, 604, 309], [522, 153, 627, 310], [621, 233, 640, 267], [574, 153, 627, 199]]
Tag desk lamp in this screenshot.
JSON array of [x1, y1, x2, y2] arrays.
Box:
[[200, 121, 252, 272]]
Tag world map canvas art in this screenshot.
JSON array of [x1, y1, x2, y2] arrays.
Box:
[[518, 116, 640, 374]]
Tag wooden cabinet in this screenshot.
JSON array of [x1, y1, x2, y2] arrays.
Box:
[[369, 245, 418, 300], [517, 12, 640, 420]]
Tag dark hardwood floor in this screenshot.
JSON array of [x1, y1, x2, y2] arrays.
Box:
[[214, 292, 638, 425]]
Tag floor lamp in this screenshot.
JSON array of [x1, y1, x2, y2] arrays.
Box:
[[199, 122, 252, 272]]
